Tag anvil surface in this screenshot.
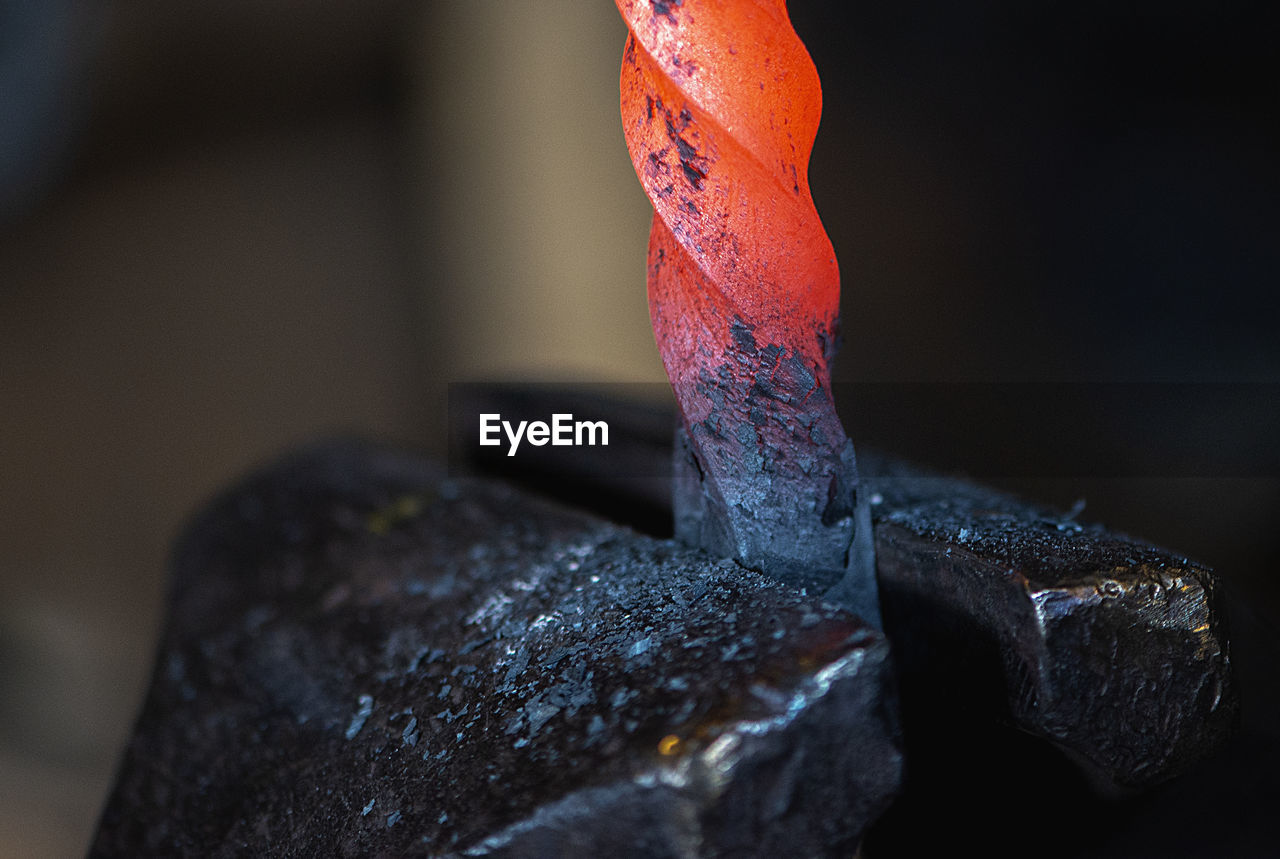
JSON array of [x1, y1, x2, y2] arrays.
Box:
[[461, 386, 1237, 791], [92, 423, 1239, 856], [91, 442, 902, 857], [860, 452, 1236, 791]]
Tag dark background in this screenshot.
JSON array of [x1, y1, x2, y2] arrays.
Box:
[[1, 1, 1276, 853]]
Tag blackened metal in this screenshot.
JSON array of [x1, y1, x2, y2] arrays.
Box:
[[451, 384, 1236, 789], [672, 337, 881, 628], [91, 441, 902, 857], [860, 452, 1237, 791], [673, 417, 881, 628], [451, 378, 881, 626]]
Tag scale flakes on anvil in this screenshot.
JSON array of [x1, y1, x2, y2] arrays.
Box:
[[617, 0, 878, 622], [90, 443, 902, 856]]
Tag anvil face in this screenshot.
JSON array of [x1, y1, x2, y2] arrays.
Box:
[[457, 386, 1237, 797], [860, 453, 1236, 791], [91, 442, 901, 857], [91, 404, 1239, 855]]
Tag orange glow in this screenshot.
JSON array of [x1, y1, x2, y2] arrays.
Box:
[[616, 0, 839, 410]]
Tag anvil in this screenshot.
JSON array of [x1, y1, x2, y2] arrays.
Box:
[[91, 387, 1237, 854], [460, 386, 1237, 792], [91, 441, 902, 856]]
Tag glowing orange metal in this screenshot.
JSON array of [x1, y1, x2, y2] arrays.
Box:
[[619, 0, 838, 375], [617, 0, 876, 619]]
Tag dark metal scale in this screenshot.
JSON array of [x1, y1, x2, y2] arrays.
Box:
[[90, 393, 1253, 856]]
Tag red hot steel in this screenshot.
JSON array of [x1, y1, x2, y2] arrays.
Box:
[[617, 0, 877, 620]]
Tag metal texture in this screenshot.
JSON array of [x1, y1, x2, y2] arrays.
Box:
[[91, 442, 902, 857], [860, 452, 1237, 791], [616, 0, 877, 621], [456, 385, 1239, 791]]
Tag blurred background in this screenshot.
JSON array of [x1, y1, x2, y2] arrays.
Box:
[[1, 1, 1276, 854]]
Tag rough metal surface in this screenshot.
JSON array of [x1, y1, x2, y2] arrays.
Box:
[[453, 386, 1238, 792], [91, 442, 902, 857], [861, 452, 1237, 791], [672, 417, 881, 628]]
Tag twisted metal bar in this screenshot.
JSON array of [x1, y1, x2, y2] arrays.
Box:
[[617, 0, 877, 622]]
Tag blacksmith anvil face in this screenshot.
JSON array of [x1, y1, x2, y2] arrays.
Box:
[[90, 391, 1236, 856]]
